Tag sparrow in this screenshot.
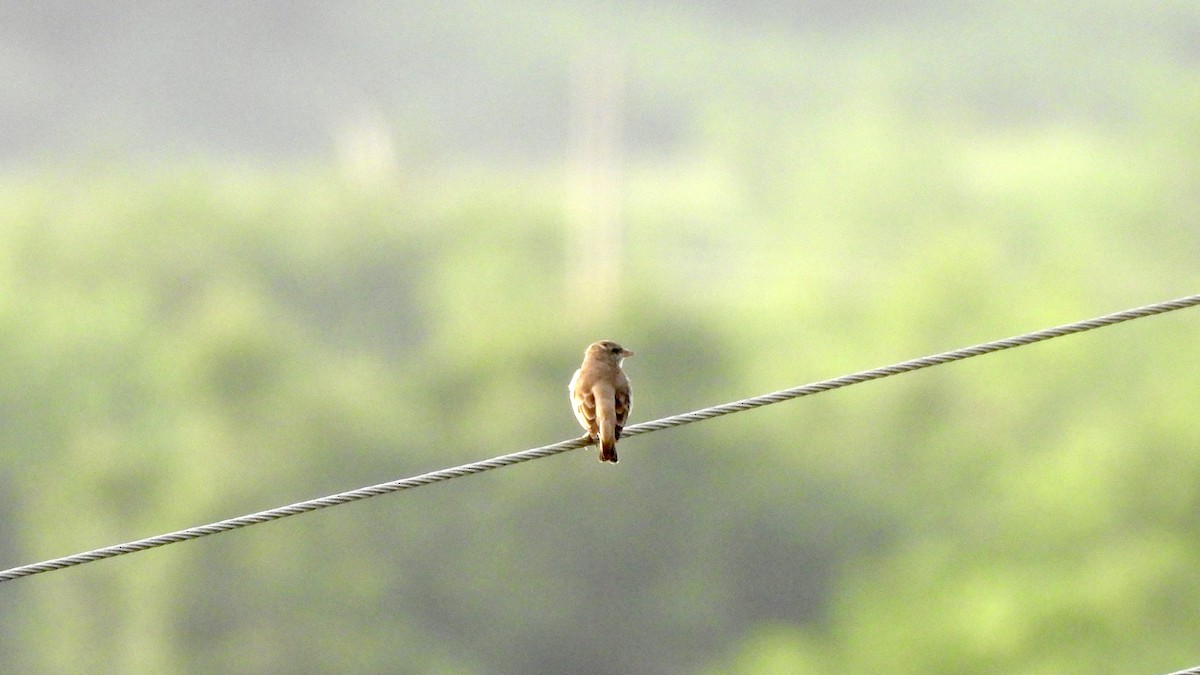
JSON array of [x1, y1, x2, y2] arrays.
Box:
[[569, 340, 634, 463]]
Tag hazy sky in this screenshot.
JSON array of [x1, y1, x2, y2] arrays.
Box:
[[1, 3, 1191, 166]]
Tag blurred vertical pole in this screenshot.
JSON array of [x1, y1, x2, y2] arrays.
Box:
[[567, 45, 625, 322]]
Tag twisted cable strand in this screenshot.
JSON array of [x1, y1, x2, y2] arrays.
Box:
[[0, 436, 592, 582], [1, 293, 1198, 583], [622, 293, 1200, 437]]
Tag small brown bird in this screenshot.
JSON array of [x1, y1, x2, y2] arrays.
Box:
[[569, 340, 634, 463]]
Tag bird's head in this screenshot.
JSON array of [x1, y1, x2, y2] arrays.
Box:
[[588, 340, 634, 364]]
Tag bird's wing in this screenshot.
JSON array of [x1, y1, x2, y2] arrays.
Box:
[[614, 376, 631, 436], [570, 368, 598, 434]]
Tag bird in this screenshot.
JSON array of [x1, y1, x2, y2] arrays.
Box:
[[569, 340, 634, 463]]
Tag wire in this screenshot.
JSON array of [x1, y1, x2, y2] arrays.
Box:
[[1, 292, 1198, 583]]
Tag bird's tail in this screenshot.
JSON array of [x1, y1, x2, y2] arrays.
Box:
[[597, 395, 620, 463], [599, 438, 619, 463]]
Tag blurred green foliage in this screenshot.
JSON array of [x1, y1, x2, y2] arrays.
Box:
[[3, 4, 1200, 674]]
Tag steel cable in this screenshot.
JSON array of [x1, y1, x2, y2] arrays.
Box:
[[1, 292, 1198, 583]]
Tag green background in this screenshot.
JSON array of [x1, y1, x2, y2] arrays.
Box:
[[1, 3, 1199, 673]]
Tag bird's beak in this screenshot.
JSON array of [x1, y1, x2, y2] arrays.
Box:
[[621, 349, 634, 358]]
